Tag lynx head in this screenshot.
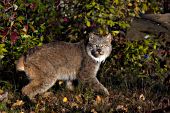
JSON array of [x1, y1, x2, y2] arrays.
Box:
[[86, 33, 112, 63]]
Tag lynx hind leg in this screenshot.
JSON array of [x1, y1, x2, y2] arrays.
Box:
[[22, 78, 57, 99], [22, 66, 57, 99], [66, 80, 74, 91]]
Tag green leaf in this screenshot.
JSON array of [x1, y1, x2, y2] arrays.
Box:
[[153, 43, 157, 49], [85, 17, 91, 27], [91, 1, 96, 6], [115, 0, 119, 5], [16, 16, 25, 22], [86, 20, 91, 27], [0, 44, 7, 59], [112, 30, 119, 36]]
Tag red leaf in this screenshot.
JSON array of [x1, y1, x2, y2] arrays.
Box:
[[0, 29, 8, 37], [0, 28, 8, 42], [10, 31, 18, 45], [63, 17, 69, 22], [29, 3, 36, 10]]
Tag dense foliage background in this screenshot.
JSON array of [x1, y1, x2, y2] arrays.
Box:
[[0, 0, 164, 68], [0, 0, 169, 112]]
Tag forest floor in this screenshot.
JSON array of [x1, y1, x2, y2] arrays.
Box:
[[0, 70, 170, 113]]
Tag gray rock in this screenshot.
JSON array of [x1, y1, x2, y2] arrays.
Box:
[[126, 13, 170, 41]]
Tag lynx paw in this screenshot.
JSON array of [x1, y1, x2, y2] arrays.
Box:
[[97, 85, 109, 96], [102, 87, 110, 96], [22, 87, 35, 99]]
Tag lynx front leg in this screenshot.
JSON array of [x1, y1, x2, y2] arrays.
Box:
[[78, 76, 109, 96], [77, 61, 109, 96], [66, 80, 74, 91]]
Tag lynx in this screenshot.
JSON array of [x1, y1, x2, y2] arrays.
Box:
[[16, 33, 112, 99]]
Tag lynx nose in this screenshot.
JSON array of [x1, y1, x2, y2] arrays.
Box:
[[97, 48, 102, 53], [97, 49, 103, 55]]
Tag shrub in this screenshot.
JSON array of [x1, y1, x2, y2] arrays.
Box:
[[0, 0, 162, 69]]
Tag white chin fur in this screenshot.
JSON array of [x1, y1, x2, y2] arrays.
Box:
[[87, 51, 107, 63]]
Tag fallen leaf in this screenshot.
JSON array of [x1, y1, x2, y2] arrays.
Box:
[[12, 100, 24, 108], [70, 102, 79, 108], [63, 97, 68, 103], [139, 94, 145, 101], [75, 94, 83, 104], [128, 3, 133, 6], [0, 89, 4, 94], [91, 109, 97, 113], [0, 92, 8, 101], [137, 106, 142, 110], [22, 25, 28, 33], [96, 95, 102, 104], [116, 105, 128, 112], [116, 105, 124, 110]]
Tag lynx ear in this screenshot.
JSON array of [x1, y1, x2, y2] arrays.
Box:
[[89, 33, 96, 42], [105, 33, 112, 43]]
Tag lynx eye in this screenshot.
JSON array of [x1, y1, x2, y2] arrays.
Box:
[[99, 45, 106, 48], [103, 44, 108, 47], [96, 45, 99, 47], [96, 45, 103, 48], [99, 45, 103, 47]]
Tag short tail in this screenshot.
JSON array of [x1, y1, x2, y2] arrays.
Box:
[[16, 55, 25, 71]]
